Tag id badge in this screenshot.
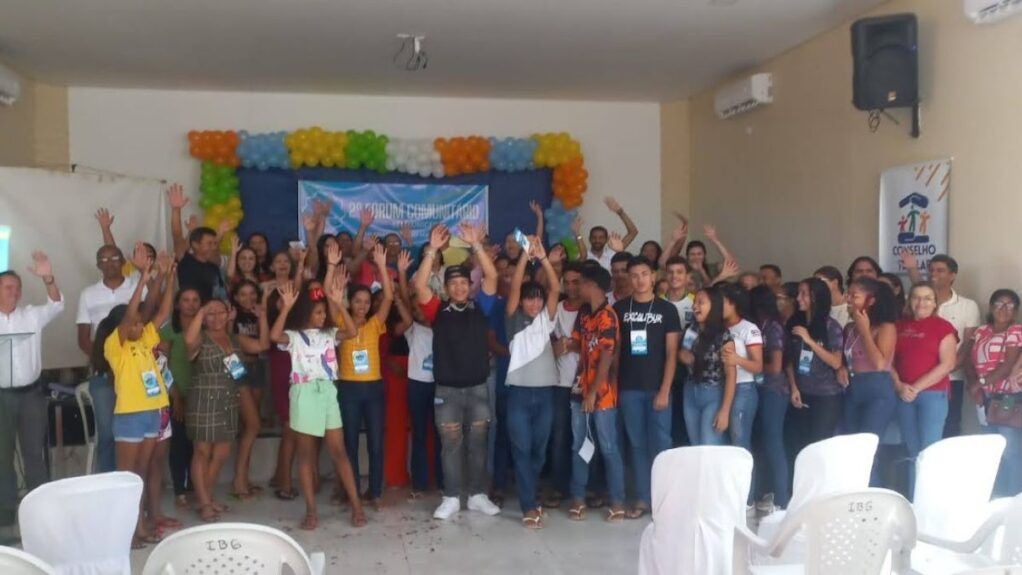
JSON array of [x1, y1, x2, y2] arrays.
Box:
[[798, 346, 814, 375], [422, 353, 433, 373], [630, 329, 648, 356], [352, 349, 370, 374], [157, 355, 174, 389], [682, 329, 698, 351], [579, 436, 596, 464], [141, 370, 161, 397], [223, 353, 248, 380]]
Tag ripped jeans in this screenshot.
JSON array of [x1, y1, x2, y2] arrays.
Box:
[[434, 383, 491, 498], [729, 383, 759, 450]]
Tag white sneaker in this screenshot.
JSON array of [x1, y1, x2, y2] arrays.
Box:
[[433, 496, 461, 520], [467, 493, 501, 516]]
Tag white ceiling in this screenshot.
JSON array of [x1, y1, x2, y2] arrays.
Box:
[[0, 0, 887, 101]]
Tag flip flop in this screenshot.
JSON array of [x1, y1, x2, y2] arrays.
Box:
[[522, 514, 543, 530], [568, 502, 586, 521], [606, 508, 626, 523], [274, 488, 298, 501], [626, 506, 649, 520]]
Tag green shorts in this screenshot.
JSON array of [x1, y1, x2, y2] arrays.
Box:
[[289, 379, 342, 437]]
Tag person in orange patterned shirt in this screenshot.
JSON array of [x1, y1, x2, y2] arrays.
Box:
[[566, 262, 626, 522]]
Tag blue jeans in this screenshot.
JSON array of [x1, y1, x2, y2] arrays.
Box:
[[729, 383, 759, 450], [843, 371, 897, 486], [337, 381, 385, 499], [491, 360, 512, 492], [506, 386, 554, 513], [569, 402, 625, 505], [897, 390, 948, 499], [619, 389, 672, 507], [756, 386, 790, 507], [683, 382, 727, 446], [407, 379, 443, 492], [547, 386, 573, 497], [991, 424, 1022, 497], [89, 374, 117, 473]]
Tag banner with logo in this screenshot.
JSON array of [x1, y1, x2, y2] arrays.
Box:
[[297, 181, 489, 246], [879, 159, 951, 275]]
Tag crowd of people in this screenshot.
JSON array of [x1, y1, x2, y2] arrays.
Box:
[[1, 187, 1020, 546]]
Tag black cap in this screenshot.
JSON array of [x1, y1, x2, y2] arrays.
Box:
[[444, 265, 471, 284]]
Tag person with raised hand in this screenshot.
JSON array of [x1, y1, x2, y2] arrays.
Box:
[[575, 196, 638, 271], [412, 222, 502, 520], [184, 286, 269, 523], [504, 237, 561, 529], [269, 277, 365, 530], [170, 181, 227, 302], [0, 250, 64, 532], [227, 235, 262, 287]]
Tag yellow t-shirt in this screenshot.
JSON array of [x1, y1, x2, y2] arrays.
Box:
[[337, 315, 386, 382], [104, 323, 169, 414]]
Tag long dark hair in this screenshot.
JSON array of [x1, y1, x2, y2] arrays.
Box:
[[788, 277, 832, 347], [846, 256, 882, 285], [685, 240, 713, 279], [171, 287, 202, 333], [315, 234, 338, 281], [693, 286, 726, 379], [749, 285, 780, 327], [720, 283, 750, 322], [91, 305, 128, 375], [246, 232, 273, 275], [849, 277, 898, 326], [286, 287, 334, 331], [880, 272, 906, 316], [640, 241, 663, 271]]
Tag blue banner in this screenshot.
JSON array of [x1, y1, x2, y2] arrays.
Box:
[[297, 181, 489, 247]]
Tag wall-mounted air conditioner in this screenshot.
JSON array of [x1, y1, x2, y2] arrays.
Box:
[[714, 73, 773, 119], [965, 0, 1022, 24], [0, 62, 20, 106]]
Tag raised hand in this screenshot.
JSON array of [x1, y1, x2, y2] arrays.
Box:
[[185, 214, 200, 233], [131, 241, 152, 273], [27, 251, 53, 278], [217, 220, 232, 237], [671, 219, 689, 242], [703, 224, 719, 241], [429, 224, 450, 250], [363, 234, 379, 251], [400, 222, 413, 246], [571, 215, 582, 236], [95, 208, 114, 229], [457, 221, 484, 245], [603, 196, 622, 214], [359, 208, 375, 228], [325, 265, 349, 305], [529, 200, 543, 218], [155, 251, 175, 277], [718, 257, 740, 280], [230, 235, 242, 255], [371, 242, 386, 266], [302, 212, 317, 233], [313, 199, 331, 219], [528, 236, 547, 261], [166, 183, 188, 209], [277, 283, 299, 309], [325, 242, 342, 267], [607, 232, 624, 252], [397, 250, 412, 273], [899, 250, 918, 272]]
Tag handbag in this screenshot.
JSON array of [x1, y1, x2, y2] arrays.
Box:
[[987, 393, 1022, 428]]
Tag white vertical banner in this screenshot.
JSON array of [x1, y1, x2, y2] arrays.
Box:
[[879, 158, 951, 275]]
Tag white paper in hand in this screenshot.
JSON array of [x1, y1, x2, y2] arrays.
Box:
[[579, 436, 595, 463]]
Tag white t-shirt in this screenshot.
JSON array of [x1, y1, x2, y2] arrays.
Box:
[[405, 322, 435, 383], [666, 292, 695, 333], [554, 301, 581, 388], [728, 319, 763, 384], [830, 303, 850, 327], [76, 276, 142, 337], [588, 247, 617, 272], [284, 328, 339, 384], [938, 289, 981, 381]]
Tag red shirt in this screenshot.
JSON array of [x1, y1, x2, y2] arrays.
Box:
[[894, 315, 958, 393]]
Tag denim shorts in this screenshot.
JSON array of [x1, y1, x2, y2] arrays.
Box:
[[113, 409, 162, 443]]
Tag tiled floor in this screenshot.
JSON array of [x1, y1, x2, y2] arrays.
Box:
[[129, 487, 647, 574]]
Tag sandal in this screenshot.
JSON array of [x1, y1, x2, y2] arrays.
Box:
[[211, 502, 230, 514], [153, 516, 183, 530], [522, 514, 544, 530], [542, 493, 562, 509], [586, 495, 606, 509], [606, 508, 626, 523], [132, 532, 162, 549], [300, 514, 318, 531], [197, 504, 220, 523], [229, 491, 255, 502], [568, 502, 587, 521], [626, 505, 649, 520], [274, 488, 298, 501]]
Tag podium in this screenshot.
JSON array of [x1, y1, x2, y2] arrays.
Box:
[[0, 333, 32, 389]]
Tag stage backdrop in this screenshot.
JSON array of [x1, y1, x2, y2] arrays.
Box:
[[298, 181, 488, 247], [236, 167, 552, 253], [0, 168, 168, 369], [878, 159, 951, 275]]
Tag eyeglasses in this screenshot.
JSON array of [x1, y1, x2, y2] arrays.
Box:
[[993, 301, 1017, 311], [97, 256, 123, 264]]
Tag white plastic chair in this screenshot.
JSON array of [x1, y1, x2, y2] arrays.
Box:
[[756, 433, 879, 562], [0, 547, 57, 575], [638, 446, 754, 575], [141, 522, 326, 575], [913, 435, 1006, 542], [73, 381, 95, 475], [18, 471, 142, 575], [733, 488, 917, 575], [912, 493, 1022, 575]]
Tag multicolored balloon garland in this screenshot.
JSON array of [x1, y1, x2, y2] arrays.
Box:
[[187, 128, 588, 252]]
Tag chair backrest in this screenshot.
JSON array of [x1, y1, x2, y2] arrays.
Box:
[[647, 446, 753, 575], [786, 433, 879, 516], [793, 489, 916, 575], [18, 471, 142, 575], [0, 547, 56, 575], [998, 494, 1022, 566], [141, 522, 318, 575], [914, 435, 1006, 541]]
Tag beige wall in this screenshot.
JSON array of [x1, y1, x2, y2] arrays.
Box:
[[671, 0, 1022, 303], [0, 59, 68, 168], [660, 100, 691, 241]]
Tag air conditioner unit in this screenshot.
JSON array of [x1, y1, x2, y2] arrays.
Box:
[[714, 73, 773, 119], [0, 62, 20, 106], [965, 0, 1022, 23]]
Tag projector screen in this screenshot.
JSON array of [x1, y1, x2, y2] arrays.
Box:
[[0, 168, 168, 369]]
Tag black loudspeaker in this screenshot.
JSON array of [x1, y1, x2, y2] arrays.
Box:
[[851, 13, 918, 111]]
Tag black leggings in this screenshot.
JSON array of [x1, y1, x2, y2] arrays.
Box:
[[169, 413, 193, 495]]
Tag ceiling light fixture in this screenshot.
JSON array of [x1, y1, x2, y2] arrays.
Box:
[[394, 34, 429, 71]]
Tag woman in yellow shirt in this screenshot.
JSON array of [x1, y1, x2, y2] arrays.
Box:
[[99, 245, 174, 547], [337, 243, 394, 507]]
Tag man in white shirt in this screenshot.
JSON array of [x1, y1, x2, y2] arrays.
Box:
[[547, 262, 583, 507], [902, 253, 981, 437], [77, 243, 140, 473], [0, 252, 64, 528], [663, 255, 695, 447], [574, 196, 638, 272]]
